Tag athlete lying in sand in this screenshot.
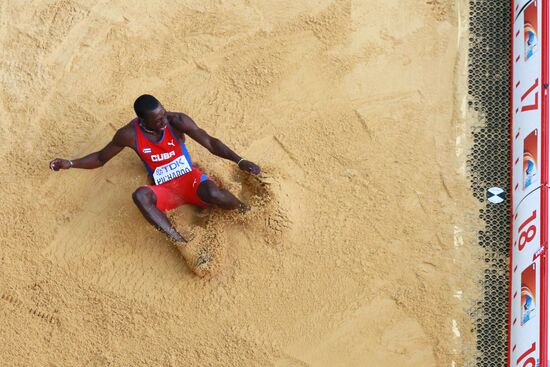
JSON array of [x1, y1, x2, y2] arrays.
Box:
[[49, 94, 260, 275]]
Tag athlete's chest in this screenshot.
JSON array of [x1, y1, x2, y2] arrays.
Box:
[[134, 122, 185, 158], [141, 124, 185, 144], [133, 120, 194, 185]]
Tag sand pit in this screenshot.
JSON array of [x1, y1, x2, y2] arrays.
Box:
[[0, 0, 484, 365]]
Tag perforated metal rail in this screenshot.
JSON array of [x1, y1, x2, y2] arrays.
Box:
[[467, 1, 511, 366]]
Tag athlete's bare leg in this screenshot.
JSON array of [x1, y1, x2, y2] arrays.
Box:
[[132, 187, 187, 243], [196, 180, 247, 211], [132, 182, 245, 241], [133, 182, 245, 276]]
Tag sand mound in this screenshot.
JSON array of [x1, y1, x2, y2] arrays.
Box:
[[0, 0, 482, 366]]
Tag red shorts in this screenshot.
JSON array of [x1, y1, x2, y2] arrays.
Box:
[[142, 167, 209, 211]]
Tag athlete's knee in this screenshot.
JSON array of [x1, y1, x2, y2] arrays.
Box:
[[197, 181, 219, 202], [132, 187, 156, 208], [197, 181, 239, 209], [205, 187, 240, 208], [207, 187, 226, 202]]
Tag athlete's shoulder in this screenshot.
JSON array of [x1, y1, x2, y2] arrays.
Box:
[[168, 112, 195, 132], [113, 121, 136, 147]]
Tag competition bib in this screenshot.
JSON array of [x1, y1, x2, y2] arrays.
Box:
[[153, 156, 192, 185]]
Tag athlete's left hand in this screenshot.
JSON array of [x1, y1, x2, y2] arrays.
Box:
[[238, 160, 261, 175]]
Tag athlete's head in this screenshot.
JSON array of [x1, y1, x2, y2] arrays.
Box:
[[134, 94, 168, 131]]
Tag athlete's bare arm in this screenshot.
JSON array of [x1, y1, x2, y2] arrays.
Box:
[[169, 112, 261, 175], [49, 125, 134, 171]]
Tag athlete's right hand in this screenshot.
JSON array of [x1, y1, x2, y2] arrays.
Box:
[[49, 158, 72, 171]]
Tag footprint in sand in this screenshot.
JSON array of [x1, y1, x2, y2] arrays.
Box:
[[175, 225, 224, 278]]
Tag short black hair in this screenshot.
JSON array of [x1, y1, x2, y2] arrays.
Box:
[[134, 94, 160, 119]]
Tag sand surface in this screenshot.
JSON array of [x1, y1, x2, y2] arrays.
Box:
[[0, 0, 483, 366]]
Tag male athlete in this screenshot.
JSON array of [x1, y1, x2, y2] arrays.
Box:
[[49, 95, 260, 271]]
